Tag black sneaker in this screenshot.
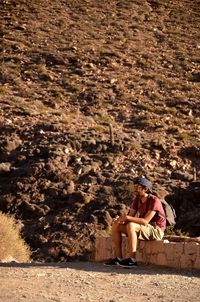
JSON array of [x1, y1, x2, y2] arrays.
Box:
[[104, 257, 120, 266], [118, 257, 137, 268]]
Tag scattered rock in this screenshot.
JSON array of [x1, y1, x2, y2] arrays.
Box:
[[0, 0, 199, 262]]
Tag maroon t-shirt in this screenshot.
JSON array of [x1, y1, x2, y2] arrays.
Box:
[[131, 194, 166, 231]]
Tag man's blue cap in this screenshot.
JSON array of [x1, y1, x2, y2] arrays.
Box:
[[136, 177, 152, 193]]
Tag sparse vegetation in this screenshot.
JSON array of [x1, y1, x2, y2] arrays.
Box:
[[0, 86, 7, 94], [0, 212, 31, 262], [165, 225, 189, 237]]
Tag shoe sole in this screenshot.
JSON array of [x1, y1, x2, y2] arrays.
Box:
[[104, 263, 119, 267], [118, 264, 137, 269]]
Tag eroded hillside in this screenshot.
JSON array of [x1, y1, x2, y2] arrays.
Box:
[[0, 0, 200, 261]]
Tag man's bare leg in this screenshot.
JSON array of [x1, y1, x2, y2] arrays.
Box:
[[111, 222, 127, 258], [126, 222, 141, 259]]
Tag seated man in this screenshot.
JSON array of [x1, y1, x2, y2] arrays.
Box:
[[105, 177, 166, 268]]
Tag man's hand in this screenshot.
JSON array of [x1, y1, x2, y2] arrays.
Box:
[[113, 215, 128, 224]]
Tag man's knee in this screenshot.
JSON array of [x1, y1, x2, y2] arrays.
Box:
[[126, 222, 140, 233], [112, 221, 127, 234]]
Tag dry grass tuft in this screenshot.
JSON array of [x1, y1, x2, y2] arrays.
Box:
[[0, 212, 31, 262]]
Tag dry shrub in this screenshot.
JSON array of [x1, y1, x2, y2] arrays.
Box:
[[0, 212, 31, 262]]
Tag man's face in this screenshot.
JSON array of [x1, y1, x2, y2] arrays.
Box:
[[133, 184, 147, 197]]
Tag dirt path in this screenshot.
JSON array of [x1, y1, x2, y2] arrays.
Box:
[[0, 262, 199, 302]]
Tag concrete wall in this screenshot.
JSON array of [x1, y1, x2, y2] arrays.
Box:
[[93, 236, 200, 270]]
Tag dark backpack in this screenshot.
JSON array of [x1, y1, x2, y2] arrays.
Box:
[[160, 198, 176, 226]]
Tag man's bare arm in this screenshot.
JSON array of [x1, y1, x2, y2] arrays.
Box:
[[116, 210, 156, 226]]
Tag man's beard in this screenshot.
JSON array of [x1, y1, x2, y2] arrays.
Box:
[[133, 191, 140, 198]]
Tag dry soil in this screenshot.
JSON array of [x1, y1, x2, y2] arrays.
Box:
[[0, 262, 200, 302]]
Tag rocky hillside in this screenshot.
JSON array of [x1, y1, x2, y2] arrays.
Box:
[[0, 0, 200, 262]]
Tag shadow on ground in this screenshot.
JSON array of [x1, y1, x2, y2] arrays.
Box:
[[0, 261, 199, 278]]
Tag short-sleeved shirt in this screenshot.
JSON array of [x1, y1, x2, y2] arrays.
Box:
[[131, 194, 166, 231]]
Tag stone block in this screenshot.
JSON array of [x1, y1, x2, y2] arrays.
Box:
[[138, 240, 146, 249], [136, 249, 144, 262], [145, 241, 154, 255], [184, 242, 199, 258], [137, 241, 148, 263], [194, 257, 200, 270], [181, 243, 199, 268], [180, 254, 194, 269], [121, 237, 129, 258], [94, 237, 114, 261], [165, 242, 184, 260], [167, 259, 181, 268], [163, 242, 184, 268], [148, 240, 165, 254], [157, 253, 168, 267], [149, 253, 158, 265]]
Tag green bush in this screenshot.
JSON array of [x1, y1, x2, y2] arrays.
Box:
[[0, 212, 31, 262]]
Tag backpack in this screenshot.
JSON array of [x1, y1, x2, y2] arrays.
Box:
[[147, 194, 176, 226], [160, 198, 176, 226]]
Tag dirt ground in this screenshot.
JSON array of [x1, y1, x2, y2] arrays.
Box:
[[0, 262, 199, 302]]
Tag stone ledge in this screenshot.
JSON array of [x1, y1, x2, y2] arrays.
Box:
[[92, 236, 200, 270]]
